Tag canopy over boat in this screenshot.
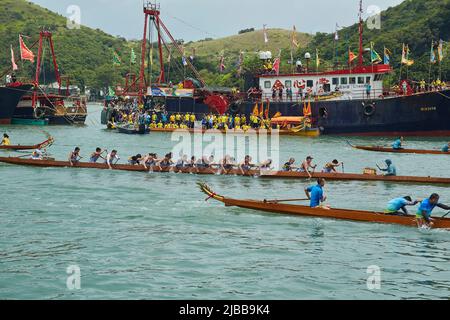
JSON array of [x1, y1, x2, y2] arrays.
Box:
[[0, 157, 449, 185], [197, 183, 450, 229]]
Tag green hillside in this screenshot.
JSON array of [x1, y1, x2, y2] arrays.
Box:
[[0, 0, 448, 91]]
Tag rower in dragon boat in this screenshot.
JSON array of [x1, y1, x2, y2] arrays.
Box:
[[30, 146, 45, 160], [442, 142, 450, 152], [90, 148, 107, 163], [1, 133, 10, 146], [416, 194, 450, 229], [106, 150, 120, 169], [299, 156, 317, 178], [68, 147, 82, 166], [392, 136, 404, 150], [282, 158, 297, 172], [322, 159, 344, 173], [304, 178, 329, 209], [128, 154, 143, 165], [377, 159, 397, 176], [384, 196, 419, 216], [239, 155, 255, 175]]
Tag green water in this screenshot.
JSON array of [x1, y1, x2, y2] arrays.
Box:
[[0, 104, 449, 300]]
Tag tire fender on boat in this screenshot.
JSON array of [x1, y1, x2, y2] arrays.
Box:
[[363, 102, 376, 116]]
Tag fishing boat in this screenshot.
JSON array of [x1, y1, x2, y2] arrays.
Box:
[[0, 137, 53, 151], [198, 183, 450, 229], [0, 156, 449, 185], [348, 141, 450, 155], [0, 83, 34, 124]]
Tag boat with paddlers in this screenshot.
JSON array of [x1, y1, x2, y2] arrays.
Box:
[[0, 137, 54, 151], [0, 156, 449, 185], [197, 183, 450, 229], [347, 141, 450, 155]]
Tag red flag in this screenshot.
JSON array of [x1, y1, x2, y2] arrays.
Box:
[[11, 45, 18, 71], [19, 35, 34, 63], [348, 50, 357, 65], [264, 101, 270, 119], [272, 58, 280, 75]]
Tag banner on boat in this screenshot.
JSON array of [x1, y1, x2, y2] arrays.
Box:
[[147, 87, 194, 98]]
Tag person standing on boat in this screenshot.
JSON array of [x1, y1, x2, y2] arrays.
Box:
[[365, 82, 372, 99], [68, 147, 81, 166], [1, 134, 10, 146], [90, 148, 106, 163], [442, 142, 450, 152], [392, 136, 404, 150], [385, 196, 419, 216], [106, 150, 119, 169], [304, 178, 327, 208], [416, 194, 450, 228], [377, 159, 396, 176]]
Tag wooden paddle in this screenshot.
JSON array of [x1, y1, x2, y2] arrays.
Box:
[[264, 198, 309, 204], [442, 211, 450, 218]]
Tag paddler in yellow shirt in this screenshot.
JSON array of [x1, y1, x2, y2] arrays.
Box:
[[1, 133, 11, 146]]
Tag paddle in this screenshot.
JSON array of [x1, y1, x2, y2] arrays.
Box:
[[442, 211, 450, 218], [264, 198, 309, 204], [342, 162, 345, 173]]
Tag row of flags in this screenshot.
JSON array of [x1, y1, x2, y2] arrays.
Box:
[[8, 35, 36, 71]]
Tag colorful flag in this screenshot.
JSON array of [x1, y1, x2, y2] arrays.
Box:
[[291, 25, 299, 48], [384, 47, 391, 65], [401, 43, 414, 66], [263, 24, 269, 43], [303, 101, 312, 117], [438, 39, 444, 62], [11, 45, 18, 71], [108, 86, 116, 97], [252, 103, 259, 116], [272, 57, 280, 75], [316, 49, 320, 69], [112, 50, 121, 66], [348, 49, 357, 65], [430, 41, 436, 64], [259, 100, 264, 117], [19, 35, 34, 63], [264, 101, 270, 119], [130, 48, 136, 64], [218, 56, 226, 73], [370, 42, 382, 64]]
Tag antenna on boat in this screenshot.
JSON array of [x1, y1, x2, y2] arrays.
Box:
[[358, 0, 364, 67]]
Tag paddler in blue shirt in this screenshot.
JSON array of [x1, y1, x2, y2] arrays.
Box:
[[304, 178, 327, 208], [392, 136, 403, 150], [416, 193, 450, 228], [385, 196, 419, 216], [377, 159, 396, 176], [442, 142, 449, 152]]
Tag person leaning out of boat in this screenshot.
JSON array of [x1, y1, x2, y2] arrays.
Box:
[[1, 134, 10, 146], [142, 153, 158, 170], [392, 136, 404, 150], [30, 147, 44, 160], [416, 194, 450, 228], [322, 159, 343, 173], [90, 148, 106, 163], [106, 150, 119, 169], [304, 178, 328, 209], [442, 142, 450, 153], [68, 147, 81, 166], [377, 159, 396, 176], [259, 159, 273, 170], [239, 155, 254, 175], [384, 196, 419, 216], [128, 154, 143, 165], [300, 156, 317, 178]]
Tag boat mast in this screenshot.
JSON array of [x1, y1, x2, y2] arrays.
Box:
[[358, 0, 364, 67]]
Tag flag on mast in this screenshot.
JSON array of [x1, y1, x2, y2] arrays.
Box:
[[11, 45, 18, 71], [263, 24, 269, 43], [438, 39, 444, 62], [348, 49, 357, 65], [370, 42, 382, 64], [401, 43, 414, 66], [291, 25, 299, 48], [334, 23, 340, 41], [316, 49, 320, 69], [383, 47, 391, 65], [112, 50, 121, 66], [272, 57, 280, 75], [430, 41, 436, 64], [19, 35, 34, 63]]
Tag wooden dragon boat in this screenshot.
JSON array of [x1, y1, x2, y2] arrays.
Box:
[[198, 183, 450, 229], [0, 137, 54, 151], [0, 156, 449, 185], [348, 141, 450, 155]]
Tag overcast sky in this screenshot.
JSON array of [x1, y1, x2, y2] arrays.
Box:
[[29, 0, 404, 41]]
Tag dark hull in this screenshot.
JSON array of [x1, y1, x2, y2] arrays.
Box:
[[161, 90, 450, 136], [13, 105, 87, 125], [0, 85, 33, 124]]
